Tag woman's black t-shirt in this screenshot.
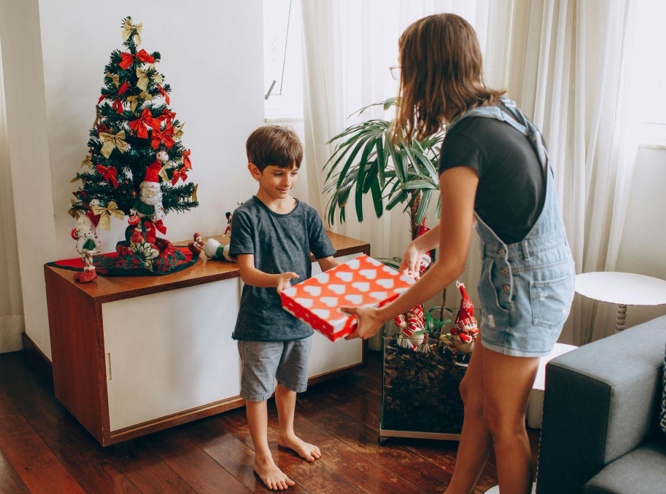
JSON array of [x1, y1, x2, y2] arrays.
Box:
[[438, 104, 547, 245]]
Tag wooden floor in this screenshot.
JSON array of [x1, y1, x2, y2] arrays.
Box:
[[0, 350, 539, 494]]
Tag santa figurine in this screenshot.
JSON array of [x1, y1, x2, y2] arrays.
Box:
[[71, 199, 103, 283], [133, 161, 165, 222]]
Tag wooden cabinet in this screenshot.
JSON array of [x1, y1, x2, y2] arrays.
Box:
[[44, 232, 369, 446]]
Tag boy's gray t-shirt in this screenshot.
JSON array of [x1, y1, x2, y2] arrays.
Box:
[[229, 196, 337, 341]]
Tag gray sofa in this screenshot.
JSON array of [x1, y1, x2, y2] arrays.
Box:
[[537, 315, 666, 494]]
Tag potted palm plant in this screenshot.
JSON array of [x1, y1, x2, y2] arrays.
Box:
[[325, 98, 469, 442], [324, 97, 444, 242]]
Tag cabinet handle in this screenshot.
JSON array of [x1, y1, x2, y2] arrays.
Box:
[[106, 352, 112, 381]]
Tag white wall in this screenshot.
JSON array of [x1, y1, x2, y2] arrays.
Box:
[[0, 0, 58, 357], [2, 0, 264, 359], [39, 0, 264, 263]]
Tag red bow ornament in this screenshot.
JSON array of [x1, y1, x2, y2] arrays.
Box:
[[118, 81, 130, 95], [96, 165, 119, 188], [157, 85, 170, 105], [129, 109, 160, 139], [136, 49, 155, 64], [171, 167, 188, 185], [112, 99, 124, 114], [182, 149, 192, 170], [159, 109, 176, 125], [119, 52, 134, 69], [151, 125, 175, 150]]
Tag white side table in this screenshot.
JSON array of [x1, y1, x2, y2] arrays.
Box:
[[575, 272, 666, 332]]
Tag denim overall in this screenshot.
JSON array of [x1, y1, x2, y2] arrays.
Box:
[[447, 97, 575, 357]]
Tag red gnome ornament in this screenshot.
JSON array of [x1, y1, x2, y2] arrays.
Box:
[[441, 281, 480, 363]]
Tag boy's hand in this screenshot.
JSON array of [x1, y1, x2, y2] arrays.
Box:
[[276, 272, 299, 294], [399, 242, 423, 280]]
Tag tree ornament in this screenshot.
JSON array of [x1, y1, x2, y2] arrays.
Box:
[[68, 17, 198, 281]]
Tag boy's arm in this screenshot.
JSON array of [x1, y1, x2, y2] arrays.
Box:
[[317, 255, 340, 272], [236, 254, 299, 293]]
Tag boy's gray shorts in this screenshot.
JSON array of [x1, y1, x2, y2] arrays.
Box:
[[237, 336, 313, 402]]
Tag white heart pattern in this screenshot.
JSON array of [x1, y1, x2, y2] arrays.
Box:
[[352, 282, 370, 292], [344, 294, 363, 304], [317, 273, 330, 284], [312, 309, 330, 319], [328, 284, 346, 295], [282, 287, 297, 297], [366, 257, 382, 266], [359, 269, 377, 280], [394, 287, 409, 294], [399, 275, 416, 285], [369, 291, 388, 301], [376, 278, 394, 289], [295, 298, 314, 308], [382, 265, 396, 274], [347, 259, 360, 270], [335, 272, 353, 282], [303, 286, 322, 297], [320, 297, 339, 308]]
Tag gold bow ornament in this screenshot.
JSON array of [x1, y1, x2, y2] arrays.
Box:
[[92, 201, 126, 231], [174, 122, 185, 140], [126, 91, 153, 112], [136, 66, 162, 91], [81, 153, 92, 169], [106, 71, 120, 88], [122, 19, 142, 47], [99, 130, 130, 159]]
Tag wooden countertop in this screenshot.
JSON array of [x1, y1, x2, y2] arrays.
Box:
[[44, 231, 370, 304]]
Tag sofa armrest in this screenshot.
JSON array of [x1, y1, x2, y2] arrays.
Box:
[[536, 316, 666, 494]]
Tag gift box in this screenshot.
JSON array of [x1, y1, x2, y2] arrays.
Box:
[[280, 255, 416, 341]]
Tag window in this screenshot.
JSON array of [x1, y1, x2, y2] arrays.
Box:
[[263, 0, 303, 121], [634, 0, 666, 145]]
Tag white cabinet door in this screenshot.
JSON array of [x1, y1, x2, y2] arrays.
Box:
[[103, 279, 241, 432], [308, 254, 364, 379]]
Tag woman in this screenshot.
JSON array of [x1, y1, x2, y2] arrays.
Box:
[[342, 13, 575, 494]]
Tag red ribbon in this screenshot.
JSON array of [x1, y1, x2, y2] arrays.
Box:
[[154, 219, 167, 234], [129, 109, 160, 139], [113, 99, 124, 114], [119, 52, 134, 69], [157, 85, 170, 105], [159, 109, 176, 125], [171, 167, 188, 185], [182, 149, 192, 170], [96, 165, 119, 188], [118, 81, 129, 95], [98, 94, 105, 104], [151, 125, 175, 150], [137, 49, 155, 64]]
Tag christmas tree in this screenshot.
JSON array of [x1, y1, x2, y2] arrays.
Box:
[[70, 17, 198, 282]]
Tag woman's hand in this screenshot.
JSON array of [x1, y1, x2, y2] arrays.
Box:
[[276, 272, 299, 294], [341, 306, 387, 340], [399, 242, 424, 280]]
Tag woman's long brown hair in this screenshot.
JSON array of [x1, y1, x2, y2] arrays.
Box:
[[394, 14, 505, 143]]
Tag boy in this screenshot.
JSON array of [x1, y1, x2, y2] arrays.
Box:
[[229, 125, 340, 491]]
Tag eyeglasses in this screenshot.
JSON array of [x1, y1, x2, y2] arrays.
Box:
[[389, 66, 401, 81]]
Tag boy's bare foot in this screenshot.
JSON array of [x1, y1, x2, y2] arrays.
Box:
[[278, 434, 322, 462], [254, 455, 295, 491]]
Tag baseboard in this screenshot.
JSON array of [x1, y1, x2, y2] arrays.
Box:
[[21, 332, 53, 381]]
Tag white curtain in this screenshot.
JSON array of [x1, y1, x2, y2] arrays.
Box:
[[0, 37, 25, 353], [498, 0, 640, 344], [302, 0, 640, 346]]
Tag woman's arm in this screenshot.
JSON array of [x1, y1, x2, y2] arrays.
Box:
[[343, 166, 479, 339], [236, 254, 299, 293], [399, 223, 441, 278]]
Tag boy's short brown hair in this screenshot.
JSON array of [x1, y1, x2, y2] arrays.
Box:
[[246, 125, 303, 172]]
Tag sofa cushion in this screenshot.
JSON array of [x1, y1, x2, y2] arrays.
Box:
[[583, 441, 666, 494]]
